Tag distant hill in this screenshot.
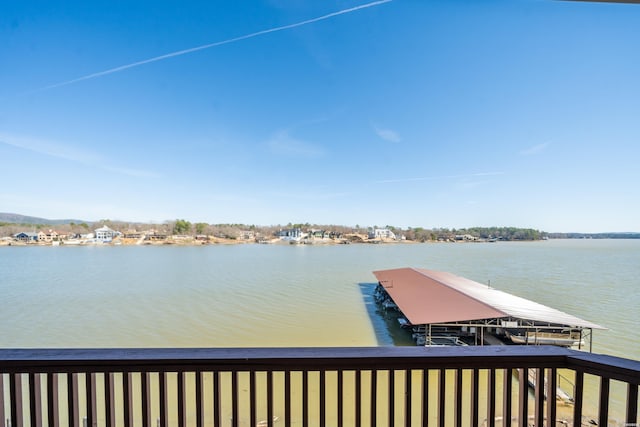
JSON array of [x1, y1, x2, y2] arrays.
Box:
[[0, 213, 87, 225]]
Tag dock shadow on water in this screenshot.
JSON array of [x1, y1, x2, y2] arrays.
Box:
[[358, 283, 414, 346]]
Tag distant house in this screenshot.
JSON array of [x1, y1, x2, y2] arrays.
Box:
[[278, 228, 306, 242], [13, 232, 38, 242], [368, 228, 397, 240], [38, 229, 59, 243], [95, 225, 118, 242]]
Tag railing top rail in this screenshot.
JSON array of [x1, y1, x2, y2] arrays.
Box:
[[1, 346, 638, 382]]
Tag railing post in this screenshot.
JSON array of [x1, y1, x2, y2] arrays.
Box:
[[0, 374, 5, 427], [454, 369, 462, 427], [437, 369, 445, 427], [545, 368, 557, 427], [572, 371, 583, 427], [626, 383, 638, 425], [534, 368, 544, 427], [503, 369, 512, 427], [470, 368, 479, 427], [598, 377, 610, 427], [486, 369, 496, 427], [518, 368, 528, 427]]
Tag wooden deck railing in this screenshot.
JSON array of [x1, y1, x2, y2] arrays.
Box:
[[1, 346, 638, 427]]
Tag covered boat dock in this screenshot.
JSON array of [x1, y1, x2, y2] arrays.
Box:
[[373, 267, 605, 350]]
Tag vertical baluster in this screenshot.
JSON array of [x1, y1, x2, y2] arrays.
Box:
[[545, 368, 557, 427], [195, 371, 202, 427], [534, 368, 544, 427], [626, 383, 638, 426], [68, 373, 76, 427], [159, 373, 167, 427], [572, 371, 583, 427], [337, 370, 343, 427], [470, 369, 479, 427], [389, 370, 395, 427], [109, 373, 117, 427], [454, 369, 462, 427], [212, 372, 219, 427], [598, 377, 610, 427], [12, 374, 23, 427], [302, 371, 308, 427], [49, 373, 59, 427], [371, 370, 377, 427], [85, 373, 94, 427], [284, 371, 291, 427], [0, 374, 5, 427], [267, 371, 274, 427], [29, 373, 40, 427], [487, 369, 496, 427], [249, 371, 256, 427], [422, 370, 429, 427], [231, 372, 238, 427], [177, 372, 185, 427], [319, 371, 325, 427], [355, 370, 361, 427], [503, 369, 512, 427], [517, 368, 528, 427], [123, 373, 133, 427], [438, 369, 445, 427], [141, 372, 150, 427], [105, 373, 112, 427], [405, 369, 412, 427]]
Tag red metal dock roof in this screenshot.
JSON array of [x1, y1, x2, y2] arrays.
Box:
[[373, 267, 604, 329]]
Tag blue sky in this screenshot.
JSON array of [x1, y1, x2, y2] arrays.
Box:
[[1, 0, 638, 232]]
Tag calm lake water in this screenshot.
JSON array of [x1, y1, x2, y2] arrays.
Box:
[[1, 239, 639, 422]]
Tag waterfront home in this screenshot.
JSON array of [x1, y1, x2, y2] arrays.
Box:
[[37, 229, 59, 243], [368, 228, 397, 240], [94, 225, 118, 242], [13, 232, 38, 242]]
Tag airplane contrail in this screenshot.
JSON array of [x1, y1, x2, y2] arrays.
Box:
[[38, 0, 393, 92]]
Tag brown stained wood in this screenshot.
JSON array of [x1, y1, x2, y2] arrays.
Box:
[[422, 370, 429, 427], [284, 371, 291, 427], [29, 373, 39, 427], [438, 369, 445, 427], [250, 371, 256, 427], [389, 370, 395, 427], [212, 371, 219, 427], [355, 370, 362, 427], [141, 372, 150, 427], [518, 369, 528, 427], [319, 370, 326, 427], [195, 371, 203, 427], [405, 369, 412, 427], [0, 375, 5, 427], [123, 372, 132, 427], [572, 371, 584, 427], [626, 383, 638, 425], [470, 369, 479, 427], [487, 369, 496, 427], [267, 371, 274, 427], [454, 369, 462, 427], [546, 368, 557, 426], [51, 373, 60, 427], [337, 370, 343, 427], [534, 368, 544, 427], [13, 374, 23, 427], [159, 372, 167, 427], [503, 369, 512, 427], [302, 371, 308, 427], [371, 370, 377, 427], [599, 377, 610, 427], [1, 346, 640, 427]]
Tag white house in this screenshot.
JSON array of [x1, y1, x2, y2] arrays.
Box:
[[368, 228, 397, 240], [95, 225, 118, 242]]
